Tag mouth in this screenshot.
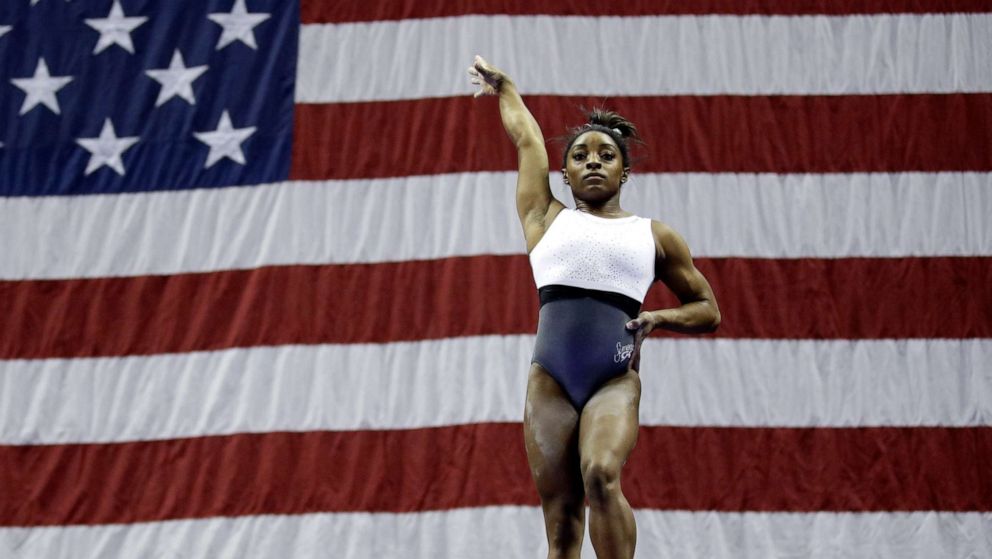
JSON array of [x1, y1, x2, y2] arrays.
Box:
[[583, 173, 606, 181]]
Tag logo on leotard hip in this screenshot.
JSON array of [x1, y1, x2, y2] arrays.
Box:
[[614, 341, 634, 363]]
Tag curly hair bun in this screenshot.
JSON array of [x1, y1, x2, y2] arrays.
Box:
[[587, 108, 639, 141]]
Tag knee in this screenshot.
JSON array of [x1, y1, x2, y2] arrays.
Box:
[[581, 458, 622, 504], [540, 491, 585, 521]]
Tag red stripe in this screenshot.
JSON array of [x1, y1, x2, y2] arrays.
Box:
[[290, 95, 992, 179], [301, 0, 992, 23], [2, 424, 989, 526], [1, 257, 989, 359]]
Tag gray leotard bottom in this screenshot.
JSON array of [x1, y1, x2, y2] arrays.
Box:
[[531, 286, 638, 409]]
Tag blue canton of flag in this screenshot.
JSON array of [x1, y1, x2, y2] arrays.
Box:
[[0, 0, 298, 196]]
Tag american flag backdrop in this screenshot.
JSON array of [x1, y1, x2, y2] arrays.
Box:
[[1, 0, 991, 557]]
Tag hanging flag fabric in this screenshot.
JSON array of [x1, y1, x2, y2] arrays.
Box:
[[1, 1, 990, 557]]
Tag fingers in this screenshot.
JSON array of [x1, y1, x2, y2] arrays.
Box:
[[626, 313, 653, 371], [470, 55, 498, 80], [628, 311, 658, 371], [468, 66, 484, 97], [468, 68, 485, 88], [469, 58, 489, 77], [629, 331, 644, 372], [469, 55, 504, 97], [625, 317, 642, 330], [627, 312, 656, 333], [469, 81, 492, 97]]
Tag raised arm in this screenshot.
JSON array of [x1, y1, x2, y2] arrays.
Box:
[[626, 221, 721, 364], [469, 56, 563, 251]]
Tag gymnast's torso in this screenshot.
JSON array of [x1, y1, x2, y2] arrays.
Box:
[[529, 208, 656, 408]]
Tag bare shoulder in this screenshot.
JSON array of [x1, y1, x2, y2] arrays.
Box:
[[648, 219, 690, 262], [648, 219, 715, 309]]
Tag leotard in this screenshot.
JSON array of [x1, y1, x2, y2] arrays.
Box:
[[529, 209, 656, 409]]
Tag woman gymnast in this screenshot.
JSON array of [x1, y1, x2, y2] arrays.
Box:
[[469, 55, 721, 558]]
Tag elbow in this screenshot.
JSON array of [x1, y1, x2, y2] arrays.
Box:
[[704, 305, 721, 334], [515, 132, 543, 152]]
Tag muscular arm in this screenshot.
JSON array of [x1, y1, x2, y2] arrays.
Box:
[[471, 56, 562, 251], [629, 221, 721, 335], [496, 82, 560, 246], [651, 221, 721, 333]]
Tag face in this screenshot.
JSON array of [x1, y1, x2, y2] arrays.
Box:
[[563, 131, 627, 203]]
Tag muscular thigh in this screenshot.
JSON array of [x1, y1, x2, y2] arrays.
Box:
[[578, 371, 641, 464], [523, 364, 583, 497]]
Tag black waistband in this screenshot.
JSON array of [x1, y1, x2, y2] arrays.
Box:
[[538, 285, 642, 320]]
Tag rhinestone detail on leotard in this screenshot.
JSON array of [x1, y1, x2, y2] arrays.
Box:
[[529, 209, 656, 303]]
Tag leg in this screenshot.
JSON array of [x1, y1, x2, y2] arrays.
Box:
[[524, 364, 586, 559], [578, 370, 641, 559]]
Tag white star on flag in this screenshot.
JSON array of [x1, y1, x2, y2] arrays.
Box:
[[0, 25, 10, 40], [146, 50, 208, 107], [207, 0, 270, 50], [84, 0, 148, 54], [76, 119, 140, 176], [194, 110, 256, 168], [10, 58, 74, 115]]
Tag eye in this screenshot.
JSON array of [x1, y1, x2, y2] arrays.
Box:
[[601, 152, 615, 161], [572, 152, 586, 161]]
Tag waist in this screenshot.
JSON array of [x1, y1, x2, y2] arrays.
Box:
[[538, 285, 641, 320]]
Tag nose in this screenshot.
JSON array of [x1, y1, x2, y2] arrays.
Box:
[[585, 158, 601, 169]]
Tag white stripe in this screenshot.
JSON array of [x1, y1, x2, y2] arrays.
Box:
[[1, 172, 988, 280], [3, 338, 989, 445], [297, 15, 992, 101], [652, 338, 992, 428], [2, 509, 989, 558], [620, 172, 992, 259]]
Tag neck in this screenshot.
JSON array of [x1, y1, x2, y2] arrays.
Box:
[[574, 196, 629, 218]]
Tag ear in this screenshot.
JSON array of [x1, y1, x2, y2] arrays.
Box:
[[620, 168, 630, 184], [561, 168, 569, 184]]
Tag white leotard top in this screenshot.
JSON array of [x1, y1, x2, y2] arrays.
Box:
[[529, 209, 657, 302]]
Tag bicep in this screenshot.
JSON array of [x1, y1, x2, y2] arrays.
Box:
[[655, 223, 717, 304], [515, 143, 562, 251], [514, 141, 552, 218]]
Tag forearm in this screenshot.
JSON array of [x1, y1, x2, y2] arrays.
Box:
[[646, 300, 721, 334], [497, 82, 545, 150]]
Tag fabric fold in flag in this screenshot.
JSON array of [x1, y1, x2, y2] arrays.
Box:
[[1, 256, 991, 359], [0, 1, 990, 557], [2, 424, 990, 526]]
